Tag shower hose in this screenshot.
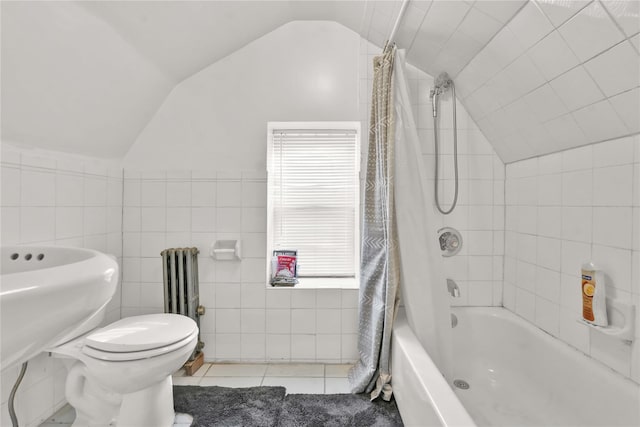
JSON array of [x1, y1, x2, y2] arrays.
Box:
[[433, 83, 459, 215]]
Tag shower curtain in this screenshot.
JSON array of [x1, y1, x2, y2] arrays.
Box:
[[392, 50, 452, 380], [349, 47, 452, 399], [348, 44, 400, 401]]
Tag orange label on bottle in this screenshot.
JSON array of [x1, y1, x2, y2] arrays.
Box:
[[581, 270, 595, 321]]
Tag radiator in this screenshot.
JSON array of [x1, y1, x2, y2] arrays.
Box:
[[161, 247, 205, 362]]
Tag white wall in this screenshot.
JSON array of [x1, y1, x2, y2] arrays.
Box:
[[124, 21, 360, 171], [0, 143, 123, 426], [120, 22, 362, 364], [503, 135, 640, 383], [1, 2, 173, 158]]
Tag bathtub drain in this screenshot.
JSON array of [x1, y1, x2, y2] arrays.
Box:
[[453, 379, 469, 390]]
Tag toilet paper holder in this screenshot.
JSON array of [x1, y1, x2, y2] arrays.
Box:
[[210, 240, 241, 261]]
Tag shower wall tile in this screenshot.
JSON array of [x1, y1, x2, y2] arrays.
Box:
[[559, 1, 626, 62], [507, 1, 553, 50], [602, 0, 640, 36], [404, 61, 506, 309], [631, 35, 640, 56], [550, 66, 605, 112], [574, 102, 630, 146], [503, 134, 640, 384], [528, 31, 580, 81], [535, 296, 560, 336], [584, 41, 639, 98], [454, 0, 639, 163], [594, 166, 634, 207], [524, 84, 568, 123], [0, 143, 122, 427], [535, 0, 591, 27]]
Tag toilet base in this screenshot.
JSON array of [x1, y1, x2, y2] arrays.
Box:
[[64, 360, 176, 427], [49, 313, 198, 427], [66, 361, 121, 427], [118, 376, 175, 427]]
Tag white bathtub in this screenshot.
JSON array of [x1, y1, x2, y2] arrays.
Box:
[[392, 307, 640, 427]]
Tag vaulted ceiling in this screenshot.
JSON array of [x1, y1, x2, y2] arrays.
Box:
[[2, 1, 638, 162]]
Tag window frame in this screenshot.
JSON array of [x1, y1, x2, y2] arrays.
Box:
[[266, 121, 361, 289]]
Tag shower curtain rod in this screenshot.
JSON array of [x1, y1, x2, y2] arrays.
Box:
[[387, 0, 410, 46]]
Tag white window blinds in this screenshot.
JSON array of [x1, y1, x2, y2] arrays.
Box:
[[268, 123, 360, 278]]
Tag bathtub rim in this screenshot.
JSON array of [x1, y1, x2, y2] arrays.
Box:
[[392, 308, 475, 427]]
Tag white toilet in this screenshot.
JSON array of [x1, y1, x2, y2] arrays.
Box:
[[50, 313, 198, 427]]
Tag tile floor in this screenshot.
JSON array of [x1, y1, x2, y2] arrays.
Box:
[[40, 363, 353, 426], [172, 363, 352, 394], [40, 405, 193, 427]]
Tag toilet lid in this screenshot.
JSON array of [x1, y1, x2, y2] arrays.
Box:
[[84, 313, 198, 353], [82, 330, 198, 361]]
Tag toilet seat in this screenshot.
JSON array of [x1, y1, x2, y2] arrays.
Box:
[[82, 330, 198, 361], [81, 313, 198, 361]]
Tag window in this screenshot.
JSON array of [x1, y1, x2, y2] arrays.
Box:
[[267, 122, 360, 289]]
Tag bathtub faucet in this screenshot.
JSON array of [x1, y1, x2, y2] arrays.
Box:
[[447, 279, 460, 297]]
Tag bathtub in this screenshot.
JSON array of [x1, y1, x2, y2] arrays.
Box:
[[392, 307, 640, 427]]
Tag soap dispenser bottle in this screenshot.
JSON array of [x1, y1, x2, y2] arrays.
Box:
[[581, 261, 608, 326]]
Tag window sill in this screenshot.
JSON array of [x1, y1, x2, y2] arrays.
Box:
[[267, 277, 359, 290]]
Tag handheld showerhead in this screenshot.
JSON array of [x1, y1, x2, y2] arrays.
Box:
[[431, 90, 438, 118], [430, 72, 453, 118], [434, 72, 452, 91]]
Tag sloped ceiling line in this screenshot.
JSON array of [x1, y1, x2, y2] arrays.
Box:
[[2, 1, 638, 164]]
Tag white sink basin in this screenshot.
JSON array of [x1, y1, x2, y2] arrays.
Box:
[[1, 246, 118, 371]]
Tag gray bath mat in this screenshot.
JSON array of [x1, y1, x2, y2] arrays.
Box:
[[278, 393, 404, 427], [173, 385, 286, 427], [173, 386, 404, 427]]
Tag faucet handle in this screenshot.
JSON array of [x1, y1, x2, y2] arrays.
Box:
[[447, 278, 460, 297]]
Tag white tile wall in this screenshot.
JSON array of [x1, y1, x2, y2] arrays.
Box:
[[120, 170, 360, 364], [456, 0, 640, 163], [0, 143, 123, 427], [504, 135, 640, 383]]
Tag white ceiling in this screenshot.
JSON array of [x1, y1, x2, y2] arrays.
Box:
[[1, 1, 638, 162], [1, 1, 173, 158], [77, 1, 368, 83]]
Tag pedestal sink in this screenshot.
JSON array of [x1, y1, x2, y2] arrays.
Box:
[[1, 246, 118, 372]]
